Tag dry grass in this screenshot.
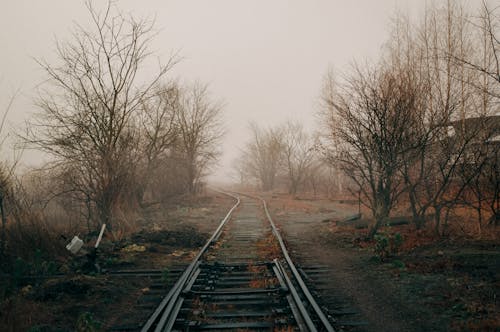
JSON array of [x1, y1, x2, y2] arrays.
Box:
[[0, 296, 56, 331], [255, 234, 281, 261], [248, 277, 278, 288], [273, 326, 295, 332], [4, 213, 64, 264], [247, 264, 267, 273]]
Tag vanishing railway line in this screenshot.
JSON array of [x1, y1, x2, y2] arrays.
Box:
[[139, 192, 336, 332]]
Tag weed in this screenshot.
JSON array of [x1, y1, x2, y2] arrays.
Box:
[[104, 257, 118, 267], [392, 259, 406, 269], [32, 249, 58, 276], [75, 312, 101, 332], [161, 267, 170, 285], [255, 234, 281, 260], [374, 232, 403, 260], [247, 264, 267, 274], [249, 278, 278, 288]]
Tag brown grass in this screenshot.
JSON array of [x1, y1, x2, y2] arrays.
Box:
[[248, 278, 278, 288], [4, 213, 64, 264], [0, 296, 56, 331], [247, 264, 267, 274], [273, 326, 295, 332], [255, 234, 281, 261]]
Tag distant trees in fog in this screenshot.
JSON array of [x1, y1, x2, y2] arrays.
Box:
[[281, 121, 317, 196], [234, 121, 337, 196], [174, 83, 225, 195], [241, 123, 285, 191]]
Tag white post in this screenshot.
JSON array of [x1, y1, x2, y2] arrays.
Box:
[[95, 224, 106, 248]]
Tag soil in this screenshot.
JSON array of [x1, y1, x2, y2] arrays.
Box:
[[267, 193, 500, 332], [0, 191, 236, 332]]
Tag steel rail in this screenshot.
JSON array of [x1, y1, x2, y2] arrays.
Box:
[[161, 266, 201, 331], [261, 197, 336, 332], [141, 191, 334, 331], [273, 259, 314, 332], [227, 191, 335, 331], [260, 198, 335, 332], [141, 192, 240, 332]]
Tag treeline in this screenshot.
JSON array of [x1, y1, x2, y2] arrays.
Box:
[[0, 1, 223, 261], [233, 121, 348, 198], [323, 1, 500, 237], [236, 1, 500, 238]]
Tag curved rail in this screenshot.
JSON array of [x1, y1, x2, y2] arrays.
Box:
[[141, 192, 240, 331], [261, 197, 335, 332]]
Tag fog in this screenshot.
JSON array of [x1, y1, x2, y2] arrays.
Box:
[[1, 0, 426, 180]]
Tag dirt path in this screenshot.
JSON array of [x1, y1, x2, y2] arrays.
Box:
[[269, 197, 445, 332], [299, 239, 434, 332]]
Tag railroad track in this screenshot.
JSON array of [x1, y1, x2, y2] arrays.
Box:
[[140, 192, 336, 331]]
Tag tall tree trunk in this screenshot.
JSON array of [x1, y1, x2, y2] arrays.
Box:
[[408, 187, 426, 229], [368, 199, 390, 239]]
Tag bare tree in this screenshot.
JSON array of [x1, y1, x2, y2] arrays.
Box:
[[451, 1, 500, 93], [455, 115, 500, 231], [231, 154, 254, 188], [281, 121, 315, 196], [482, 144, 500, 226], [243, 123, 284, 191], [301, 158, 344, 198], [450, 1, 500, 231], [387, 2, 481, 233], [382, 6, 440, 230], [26, 1, 175, 231], [418, 2, 489, 234], [137, 82, 179, 203], [322, 64, 421, 238], [174, 82, 224, 195]]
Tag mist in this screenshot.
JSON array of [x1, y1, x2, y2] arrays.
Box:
[[1, 0, 425, 180]]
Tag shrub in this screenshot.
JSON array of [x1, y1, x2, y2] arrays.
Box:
[[76, 312, 101, 332], [5, 213, 61, 264], [374, 232, 403, 260]]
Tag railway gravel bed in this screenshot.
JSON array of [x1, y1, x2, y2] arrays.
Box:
[[140, 193, 336, 331]]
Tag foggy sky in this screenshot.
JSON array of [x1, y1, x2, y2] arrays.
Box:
[[0, 0, 428, 181]]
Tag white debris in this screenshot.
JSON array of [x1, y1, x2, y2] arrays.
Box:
[[66, 236, 84, 254]]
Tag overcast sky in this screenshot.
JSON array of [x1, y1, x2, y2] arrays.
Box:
[[1, 0, 430, 180]]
